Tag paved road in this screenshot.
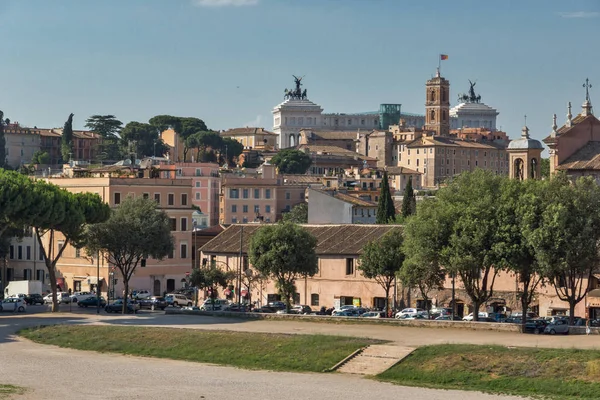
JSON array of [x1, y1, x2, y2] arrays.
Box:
[[0, 309, 552, 399]]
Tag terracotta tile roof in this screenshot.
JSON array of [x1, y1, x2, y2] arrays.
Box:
[[298, 144, 377, 161], [200, 224, 402, 255], [223, 127, 277, 136], [543, 114, 600, 143], [406, 135, 505, 150], [302, 130, 358, 140], [282, 175, 323, 184], [333, 191, 377, 207], [556, 142, 600, 171], [37, 128, 100, 139], [385, 166, 422, 175]]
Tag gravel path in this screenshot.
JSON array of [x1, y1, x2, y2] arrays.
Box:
[[0, 311, 536, 400]]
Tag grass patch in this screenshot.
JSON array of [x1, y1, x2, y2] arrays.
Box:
[[19, 325, 377, 373], [0, 384, 25, 399], [376, 344, 600, 400]]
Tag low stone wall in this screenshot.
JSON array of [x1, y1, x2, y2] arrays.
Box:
[[165, 309, 522, 333]]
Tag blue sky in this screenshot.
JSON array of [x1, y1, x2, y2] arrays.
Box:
[[0, 0, 598, 146]]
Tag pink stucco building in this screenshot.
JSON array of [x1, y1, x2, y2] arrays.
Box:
[[175, 162, 221, 228]]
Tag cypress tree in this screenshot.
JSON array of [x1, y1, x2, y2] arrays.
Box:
[[401, 177, 417, 219], [61, 113, 74, 163], [0, 110, 6, 168], [376, 171, 396, 223]]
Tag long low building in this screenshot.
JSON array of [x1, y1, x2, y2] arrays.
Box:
[[200, 223, 598, 318]]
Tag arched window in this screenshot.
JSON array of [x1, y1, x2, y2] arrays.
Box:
[[530, 158, 537, 179], [430, 90, 436, 102], [289, 134, 296, 147], [430, 110, 435, 121]]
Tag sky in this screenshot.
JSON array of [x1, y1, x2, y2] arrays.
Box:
[[0, 0, 599, 147]]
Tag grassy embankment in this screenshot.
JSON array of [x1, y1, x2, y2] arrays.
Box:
[[19, 325, 377, 372], [0, 384, 25, 399], [377, 344, 600, 400]]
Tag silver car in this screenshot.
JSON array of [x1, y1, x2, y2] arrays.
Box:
[[544, 318, 570, 335]]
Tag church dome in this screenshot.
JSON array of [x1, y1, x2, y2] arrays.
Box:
[[508, 126, 544, 150]]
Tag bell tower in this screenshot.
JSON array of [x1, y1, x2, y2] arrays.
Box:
[[424, 68, 450, 136]]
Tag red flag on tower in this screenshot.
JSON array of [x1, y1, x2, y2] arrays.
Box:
[[440, 54, 448, 60]]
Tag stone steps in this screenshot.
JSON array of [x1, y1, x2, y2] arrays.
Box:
[[336, 344, 414, 375]]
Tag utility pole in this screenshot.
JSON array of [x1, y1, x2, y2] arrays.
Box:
[[237, 225, 243, 305]]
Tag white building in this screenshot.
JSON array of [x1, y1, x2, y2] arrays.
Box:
[[272, 78, 420, 149], [450, 82, 499, 131]]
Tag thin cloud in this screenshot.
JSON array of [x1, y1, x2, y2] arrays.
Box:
[[192, 0, 259, 7], [243, 115, 263, 127], [557, 11, 599, 18]]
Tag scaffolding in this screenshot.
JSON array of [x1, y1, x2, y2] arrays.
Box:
[[379, 104, 402, 130]]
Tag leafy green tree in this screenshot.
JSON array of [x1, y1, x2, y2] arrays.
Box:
[[376, 171, 395, 223], [85, 115, 123, 162], [180, 117, 208, 161], [400, 203, 448, 317], [540, 158, 550, 179], [249, 222, 318, 311], [85, 196, 174, 314], [60, 113, 74, 162], [494, 178, 544, 332], [190, 264, 233, 306], [271, 149, 312, 174], [188, 131, 223, 162], [120, 122, 168, 159], [32, 183, 110, 312], [527, 175, 600, 325], [31, 150, 51, 165], [401, 177, 416, 219], [283, 203, 308, 223], [0, 110, 6, 168], [220, 137, 244, 166], [359, 231, 404, 314], [436, 170, 504, 321], [0, 170, 38, 238]]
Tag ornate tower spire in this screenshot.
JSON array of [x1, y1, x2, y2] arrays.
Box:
[[566, 102, 573, 127], [582, 78, 593, 116], [551, 113, 558, 138]]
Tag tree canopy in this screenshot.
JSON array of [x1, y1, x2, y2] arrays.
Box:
[[85, 196, 174, 313], [60, 113, 74, 162], [526, 175, 600, 324], [283, 203, 308, 223], [400, 177, 416, 219], [31, 181, 110, 311], [0, 110, 6, 168], [190, 264, 233, 305], [249, 222, 318, 311], [85, 115, 123, 162], [376, 171, 395, 223], [359, 230, 404, 313], [270, 149, 312, 174], [0, 170, 38, 238], [31, 150, 51, 165], [120, 121, 169, 160]]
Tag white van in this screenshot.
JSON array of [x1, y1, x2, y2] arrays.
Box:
[[165, 293, 192, 307], [200, 298, 229, 311]]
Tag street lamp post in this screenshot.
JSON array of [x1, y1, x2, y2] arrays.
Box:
[[96, 250, 100, 314]]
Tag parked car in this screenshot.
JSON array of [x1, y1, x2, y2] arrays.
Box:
[[332, 310, 357, 317], [199, 298, 228, 311], [69, 291, 95, 303], [253, 306, 276, 313], [77, 296, 107, 308], [524, 319, 548, 334], [223, 303, 250, 312], [133, 290, 152, 300], [138, 296, 167, 310], [165, 293, 193, 307], [105, 299, 137, 314], [435, 315, 463, 321], [267, 301, 286, 310], [57, 292, 72, 304], [395, 308, 425, 319], [462, 312, 489, 321], [361, 311, 386, 318], [290, 305, 312, 315], [544, 319, 570, 335], [24, 294, 44, 305], [0, 298, 27, 312]]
